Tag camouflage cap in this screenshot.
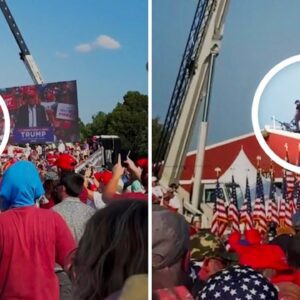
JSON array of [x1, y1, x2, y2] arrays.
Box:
[[190, 229, 237, 262]]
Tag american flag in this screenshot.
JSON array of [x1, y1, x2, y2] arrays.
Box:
[[282, 172, 293, 227], [295, 147, 300, 211], [268, 175, 279, 225], [285, 149, 296, 215], [240, 177, 253, 230], [286, 169, 295, 200], [286, 169, 296, 216], [228, 175, 240, 232], [252, 171, 267, 234], [211, 178, 228, 237], [295, 180, 300, 211], [279, 176, 287, 226]]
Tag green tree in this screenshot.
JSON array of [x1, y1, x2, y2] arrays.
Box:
[[106, 91, 148, 158], [79, 118, 91, 141], [79, 91, 148, 158], [89, 111, 108, 136]]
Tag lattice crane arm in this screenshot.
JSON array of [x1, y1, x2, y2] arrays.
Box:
[[158, 0, 230, 190], [0, 0, 44, 84]]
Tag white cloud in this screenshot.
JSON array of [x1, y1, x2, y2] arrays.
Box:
[[75, 34, 121, 53], [75, 43, 93, 53], [55, 51, 69, 59], [94, 35, 121, 49]]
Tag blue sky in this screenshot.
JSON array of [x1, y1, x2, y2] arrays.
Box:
[[0, 1, 148, 123], [259, 62, 300, 128], [153, 0, 300, 149]]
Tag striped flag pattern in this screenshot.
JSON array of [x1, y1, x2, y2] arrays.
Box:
[[279, 176, 287, 226], [228, 176, 240, 232], [296, 148, 300, 211], [211, 178, 228, 237], [286, 170, 296, 216], [240, 177, 253, 230], [282, 172, 293, 227], [285, 149, 297, 218], [286, 169, 295, 200], [268, 175, 279, 225], [295, 180, 300, 211], [252, 171, 267, 234]]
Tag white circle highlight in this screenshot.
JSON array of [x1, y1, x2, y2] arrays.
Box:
[[252, 55, 300, 174], [0, 95, 10, 156]]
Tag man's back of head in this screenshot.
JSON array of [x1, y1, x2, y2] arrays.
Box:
[[53, 173, 94, 242], [152, 205, 190, 289], [61, 173, 84, 198]]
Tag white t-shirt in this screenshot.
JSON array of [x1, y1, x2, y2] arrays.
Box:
[[36, 145, 43, 156], [7, 145, 14, 157], [24, 146, 31, 158], [152, 185, 166, 199], [93, 191, 106, 209], [169, 193, 181, 209], [58, 143, 66, 153]]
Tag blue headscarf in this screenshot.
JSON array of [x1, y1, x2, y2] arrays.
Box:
[[0, 161, 45, 210]]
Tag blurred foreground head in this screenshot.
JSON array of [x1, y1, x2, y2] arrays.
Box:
[[198, 265, 278, 300], [72, 200, 148, 300], [190, 229, 237, 281], [152, 205, 190, 288]]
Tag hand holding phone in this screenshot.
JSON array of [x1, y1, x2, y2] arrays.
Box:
[[112, 154, 125, 178]]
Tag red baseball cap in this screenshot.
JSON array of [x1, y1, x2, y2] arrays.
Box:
[[136, 158, 148, 171], [56, 153, 77, 171], [94, 170, 113, 186], [245, 229, 262, 245], [239, 244, 290, 271]]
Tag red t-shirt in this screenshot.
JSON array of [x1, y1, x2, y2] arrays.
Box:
[[0, 206, 76, 300], [40, 198, 55, 209], [79, 187, 88, 204]]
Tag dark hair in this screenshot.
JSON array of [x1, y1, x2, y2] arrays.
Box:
[[61, 173, 84, 197], [287, 236, 300, 269], [71, 200, 148, 300], [43, 179, 55, 195], [60, 169, 75, 181], [269, 234, 293, 256]]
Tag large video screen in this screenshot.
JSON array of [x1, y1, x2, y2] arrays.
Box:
[[0, 80, 80, 144]]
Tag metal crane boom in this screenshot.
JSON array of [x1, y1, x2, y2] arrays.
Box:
[[154, 0, 213, 165], [0, 0, 44, 84], [157, 0, 230, 206]]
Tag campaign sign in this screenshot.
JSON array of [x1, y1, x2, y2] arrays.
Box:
[[0, 80, 80, 143], [13, 127, 54, 144], [56, 103, 76, 121]]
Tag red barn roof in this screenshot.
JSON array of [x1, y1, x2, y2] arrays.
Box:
[[180, 132, 285, 184]]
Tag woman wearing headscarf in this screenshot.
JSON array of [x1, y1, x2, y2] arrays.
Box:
[[0, 161, 75, 300]]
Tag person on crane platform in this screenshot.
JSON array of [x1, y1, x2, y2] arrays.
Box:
[[294, 100, 300, 132]]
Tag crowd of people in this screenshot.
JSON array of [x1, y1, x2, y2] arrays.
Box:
[[5, 139, 300, 300], [0, 139, 148, 300], [152, 191, 300, 299]]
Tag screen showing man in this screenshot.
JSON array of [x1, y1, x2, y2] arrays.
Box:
[[15, 86, 49, 129], [0, 80, 80, 144]]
